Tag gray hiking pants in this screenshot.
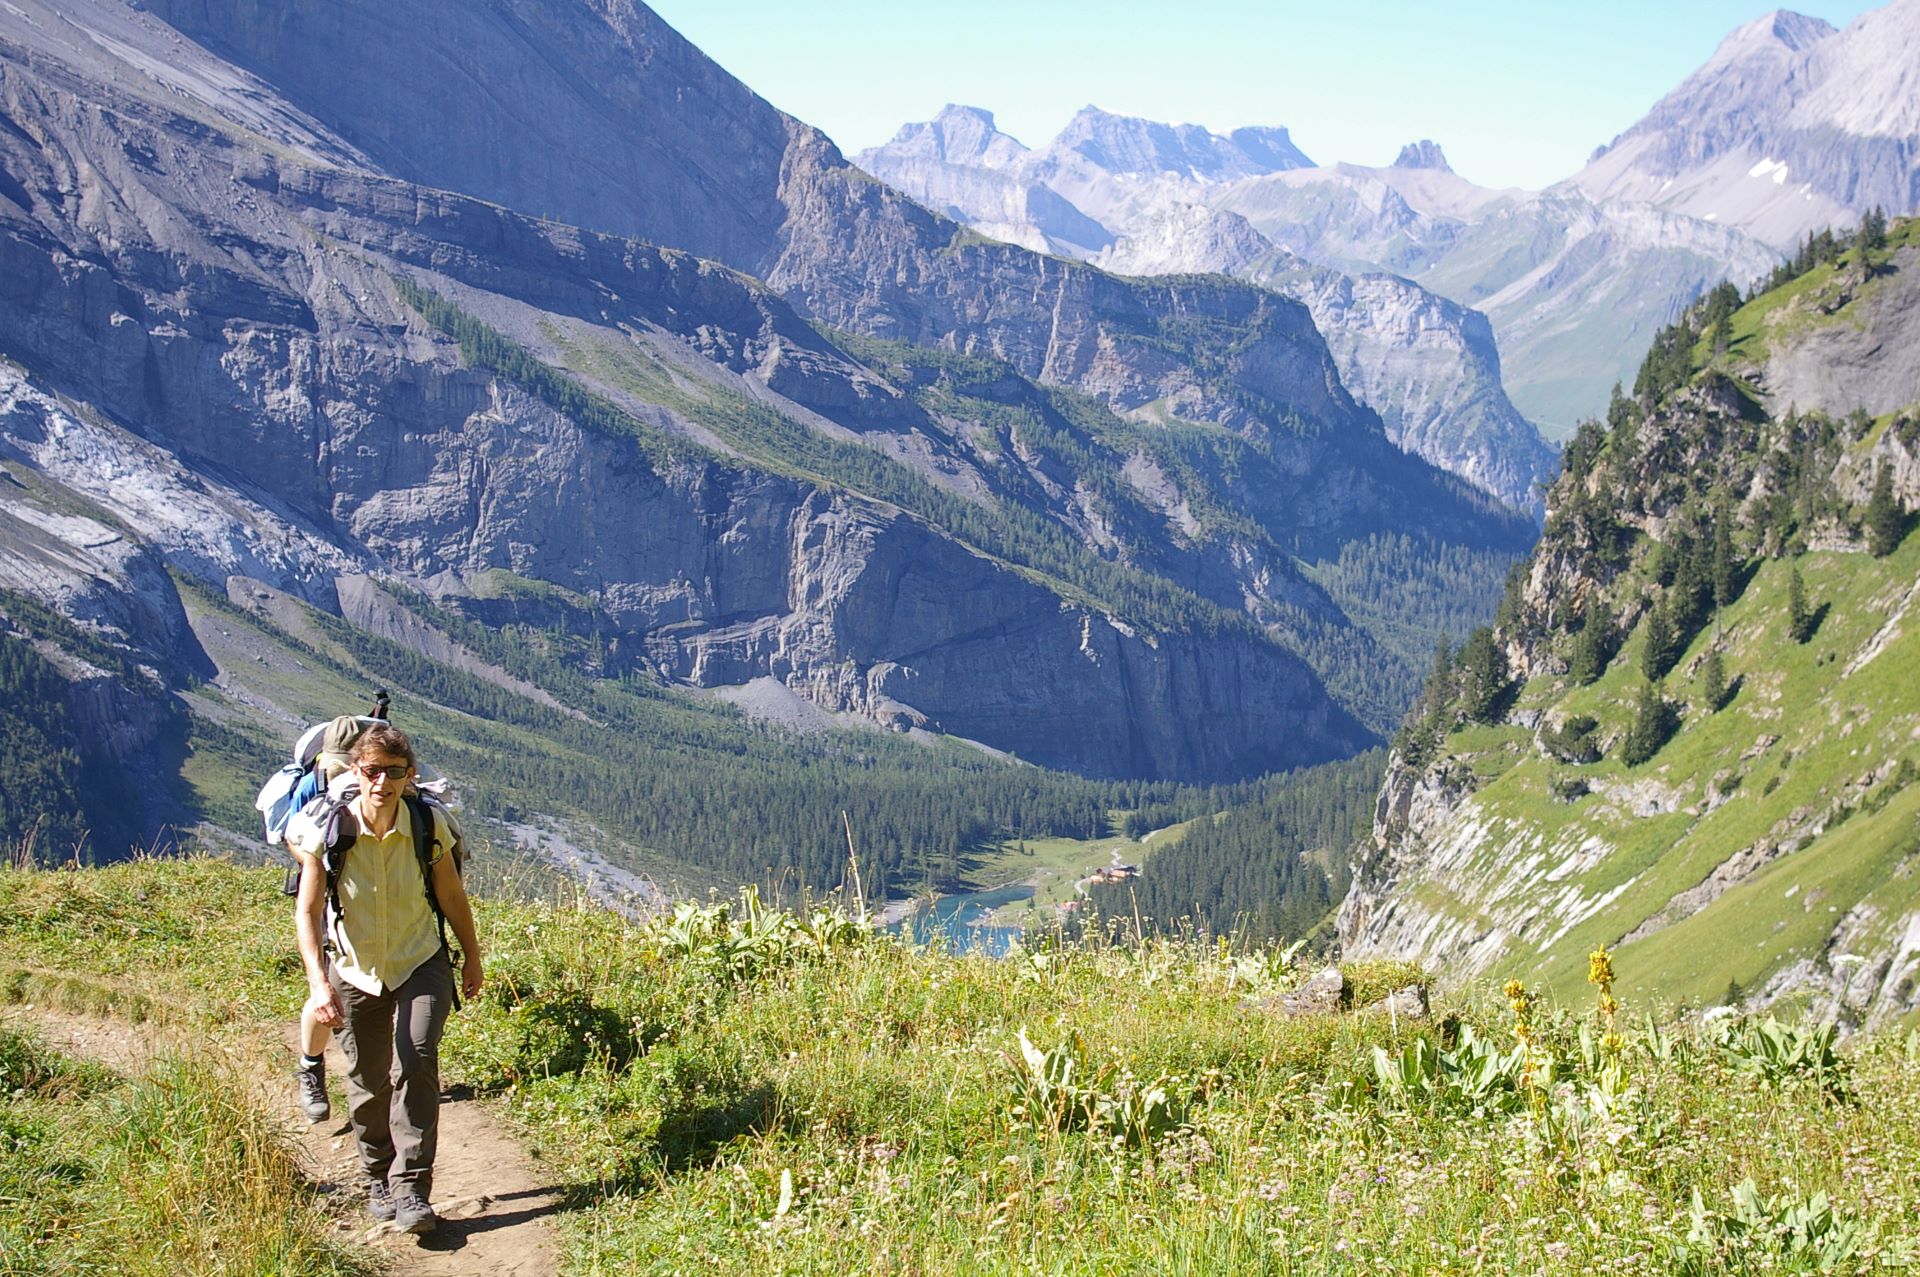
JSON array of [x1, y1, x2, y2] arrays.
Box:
[[329, 949, 453, 1199]]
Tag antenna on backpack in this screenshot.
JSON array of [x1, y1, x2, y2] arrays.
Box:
[[371, 689, 391, 721]]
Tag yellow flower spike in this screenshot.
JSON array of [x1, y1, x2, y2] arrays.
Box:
[[1588, 946, 1614, 988]]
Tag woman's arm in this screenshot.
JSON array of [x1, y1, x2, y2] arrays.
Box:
[[293, 851, 344, 1027], [430, 852, 484, 1000]]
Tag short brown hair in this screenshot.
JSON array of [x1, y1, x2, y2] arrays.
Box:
[[349, 722, 416, 771]]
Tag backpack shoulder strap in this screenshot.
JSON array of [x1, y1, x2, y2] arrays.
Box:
[[314, 796, 359, 952], [406, 795, 451, 953]]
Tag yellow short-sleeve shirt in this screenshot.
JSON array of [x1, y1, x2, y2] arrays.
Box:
[[293, 803, 447, 995]]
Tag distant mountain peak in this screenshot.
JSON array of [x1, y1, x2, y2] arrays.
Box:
[[877, 103, 1028, 167], [1392, 139, 1451, 172], [1226, 125, 1315, 172], [1568, 0, 1916, 249], [1051, 106, 1311, 181], [1705, 7, 1836, 67]]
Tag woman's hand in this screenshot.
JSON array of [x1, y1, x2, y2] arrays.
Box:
[[306, 982, 345, 1029], [461, 952, 484, 1001]]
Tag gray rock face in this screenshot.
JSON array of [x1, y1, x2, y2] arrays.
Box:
[[0, 1, 1417, 781], [1393, 140, 1451, 172], [863, 113, 1555, 513], [1567, 3, 1920, 250], [1366, 984, 1430, 1020], [131, 0, 797, 270], [1092, 207, 1558, 514], [1758, 246, 1920, 422], [1277, 965, 1345, 1016], [1049, 107, 1313, 182]]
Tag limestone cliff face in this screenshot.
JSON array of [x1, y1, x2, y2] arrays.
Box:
[[92, 1, 1519, 538], [0, 8, 1384, 782], [1092, 206, 1556, 515], [862, 119, 1556, 515]]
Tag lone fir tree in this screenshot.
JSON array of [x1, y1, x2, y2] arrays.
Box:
[[1865, 464, 1906, 558], [1787, 565, 1817, 643], [1457, 626, 1508, 725], [1711, 503, 1739, 608], [1697, 649, 1729, 713], [1644, 598, 1681, 680], [1569, 600, 1618, 686], [1622, 681, 1678, 767]]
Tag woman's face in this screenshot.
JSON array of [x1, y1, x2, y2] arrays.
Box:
[[354, 751, 412, 816]]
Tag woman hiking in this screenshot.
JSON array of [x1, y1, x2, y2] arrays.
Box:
[[287, 722, 483, 1234]]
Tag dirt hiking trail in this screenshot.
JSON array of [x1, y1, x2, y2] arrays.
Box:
[[4, 1005, 561, 1276]]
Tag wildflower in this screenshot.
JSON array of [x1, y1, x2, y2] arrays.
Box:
[[1588, 945, 1626, 1063]]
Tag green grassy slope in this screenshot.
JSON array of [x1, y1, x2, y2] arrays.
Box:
[[1398, 534, 1920, 1009], [1358, 216, 1920, 1020], [4, 860, 1918, 1274]]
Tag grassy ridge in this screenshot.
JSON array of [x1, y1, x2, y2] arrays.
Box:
[[1385, 218, 1920, 1013], [4, 861, 1919, 1273]]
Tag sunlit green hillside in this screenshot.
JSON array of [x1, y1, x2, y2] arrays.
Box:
[[3, 861, 1917, 1273]]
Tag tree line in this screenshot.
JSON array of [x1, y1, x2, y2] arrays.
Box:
[[1083, 750, 1385, 947]]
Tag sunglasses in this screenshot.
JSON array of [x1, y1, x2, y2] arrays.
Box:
[[356, 763, 412, 782]]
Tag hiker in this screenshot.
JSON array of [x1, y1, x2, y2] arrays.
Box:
[[287, 722, 483, 1234], [287, 714, 373, 1124]]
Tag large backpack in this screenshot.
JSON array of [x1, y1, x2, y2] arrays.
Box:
[[254, 691, 461, 895], [254, 690, 392, 851]]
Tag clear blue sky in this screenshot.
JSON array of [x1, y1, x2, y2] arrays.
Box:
[[647, 1, 1883, 189]]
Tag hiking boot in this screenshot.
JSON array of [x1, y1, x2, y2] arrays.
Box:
[[394, 1192, 438, 1234], [367, 1181, 397, 1222], [295, 1059, 330, 1123]]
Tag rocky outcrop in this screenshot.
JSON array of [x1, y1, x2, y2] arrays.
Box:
[[1090, 207, 1559, 512], [1393, 140, 1451, 172], [1759, 245, 1920, 424]]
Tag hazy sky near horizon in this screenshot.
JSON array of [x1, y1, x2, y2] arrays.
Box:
[[648, 1, 1883, 189]]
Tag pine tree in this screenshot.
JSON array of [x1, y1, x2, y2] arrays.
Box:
[[1711, 503, 1738, 608], [1606, 382, 1633, 436], [1697, 650, 1728, 713], [1621, 681, 1676, 766], [1787, 565, 1815, 643], [1703, 281, 1738, 358], [1643, 599, 1681, 680], [1855, 205, 1888, 260], [1427, 635, 1454, 703], [1457, 627, 1507, 724], [1568, 600, 1618, 686], [1865, 463, 1906, 557]]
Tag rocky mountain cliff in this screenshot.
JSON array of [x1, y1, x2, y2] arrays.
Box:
[[1092, 206, 1555, 516], [864, 0, 1920, 440], [0, 0, 1534, 839], [861, 109, 1558, 514], [1568, 2, 1920, 250], [1340, 219, 1920, 1027]]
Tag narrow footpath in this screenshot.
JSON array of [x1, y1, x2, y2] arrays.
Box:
[[4, 1006, 561, 1277]]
